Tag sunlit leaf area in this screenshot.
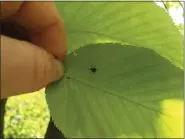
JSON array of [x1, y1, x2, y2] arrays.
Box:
[[3, 1, 184, 138]]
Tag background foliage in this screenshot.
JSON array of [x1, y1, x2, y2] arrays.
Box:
[[4, 89, 49, 138], [3, 1, 184, 138]]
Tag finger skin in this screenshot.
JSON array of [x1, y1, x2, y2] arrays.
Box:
[[1, 1, 67, 60], [1, 35, 64, 99], [0, 2, 23, 19]]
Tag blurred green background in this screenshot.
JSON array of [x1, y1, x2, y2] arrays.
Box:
[[3, 1, 184, 138], [4, 89, 50, 138]]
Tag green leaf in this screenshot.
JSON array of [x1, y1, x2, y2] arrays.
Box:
[[55, 2, 183, 69], [45, 2, 183, 138], [46, 43, 183, 138]]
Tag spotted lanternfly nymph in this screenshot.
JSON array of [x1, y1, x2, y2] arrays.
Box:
[[66, 76, 70, 79], [89, 65, 98, 73]]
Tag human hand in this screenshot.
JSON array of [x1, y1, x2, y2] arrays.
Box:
[[1, 2, 66, 99]]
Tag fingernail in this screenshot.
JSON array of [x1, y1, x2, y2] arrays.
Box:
[[53, 59, 64, 81]]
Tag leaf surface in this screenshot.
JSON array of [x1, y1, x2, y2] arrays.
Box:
[[46, 43, 183, 138], [46, 2, 184, 138], [55, 2, 183, 69]]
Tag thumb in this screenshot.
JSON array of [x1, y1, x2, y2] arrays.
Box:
[[1, 35, 64, 99]]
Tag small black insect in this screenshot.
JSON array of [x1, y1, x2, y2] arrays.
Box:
[[89, 65, 98, 73], [66, 76, 71, 79]]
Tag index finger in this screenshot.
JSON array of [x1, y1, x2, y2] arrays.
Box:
[[1, 2, 66, 60]]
